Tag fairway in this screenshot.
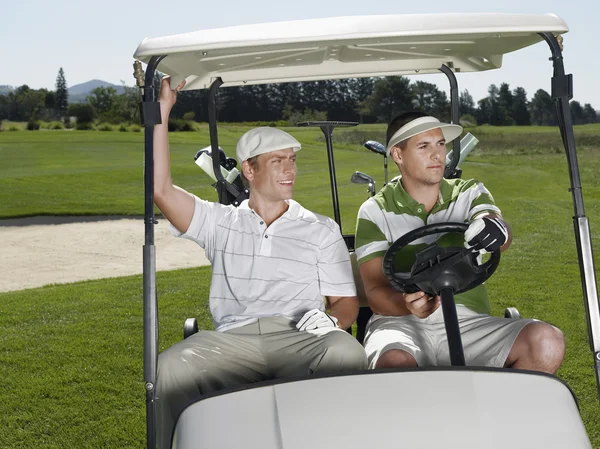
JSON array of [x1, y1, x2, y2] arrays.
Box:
[[1, 125, 600, 447]]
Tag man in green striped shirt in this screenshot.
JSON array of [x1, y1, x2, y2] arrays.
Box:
[[355, 111, 565, 372]]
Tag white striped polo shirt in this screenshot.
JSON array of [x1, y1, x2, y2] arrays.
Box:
[[171, 196, 356, 331], [355, 177, 501, 314]]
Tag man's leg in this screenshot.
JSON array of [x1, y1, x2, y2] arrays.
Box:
[[260, 317, 367, 377], [504, 321, 565, 373], [362, 315, 436, 369], [436, 306, 564, 373], [156, 328, 266, 449]]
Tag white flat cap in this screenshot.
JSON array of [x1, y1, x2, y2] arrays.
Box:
[[236, 127, 302, 163]]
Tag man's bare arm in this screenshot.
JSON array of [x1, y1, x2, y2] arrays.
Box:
[[359, 257, 440, 318], [153, 77, 195, 234], [327, 295, 359, 330]]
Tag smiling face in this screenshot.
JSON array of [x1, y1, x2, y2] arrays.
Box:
[[390, 128, 447, 187], [243, 148, 297, 203]]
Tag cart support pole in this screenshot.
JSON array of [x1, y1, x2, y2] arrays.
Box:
[[321, 124, 342, 227], [296, 121, 359, 229], [206, 77, 248, 207], [439, 64, 461, 179], [540, 32, 600, 403], [137, 55, 165, 449]]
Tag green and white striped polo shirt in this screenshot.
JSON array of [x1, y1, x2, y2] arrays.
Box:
[[355, 177, 501, 314]]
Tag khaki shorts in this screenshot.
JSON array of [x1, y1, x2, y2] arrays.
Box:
[[363, 305, 535, 369]]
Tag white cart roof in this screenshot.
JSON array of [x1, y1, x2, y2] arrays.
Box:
[[133, 13, 568, 90]]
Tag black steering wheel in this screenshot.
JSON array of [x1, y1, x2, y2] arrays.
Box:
[[382, 222, 500, 296]]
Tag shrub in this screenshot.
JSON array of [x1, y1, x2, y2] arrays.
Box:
[[9, 125, 19, 131], [283, 107, 327, 126], [325, 129, 386, 147], [459, 114, 477, 127], [68, 103, 96, 127], [168, 119, 195, 132], [75, 122, 94, 130], [97, 122, 113, 131], [26, 121, 41, 130], [182, 111, 195, 121], [129, 124, 142, 132], [50, 121, 64, 130], [218, 120, 288, 128], [118, 123, 128, 132]]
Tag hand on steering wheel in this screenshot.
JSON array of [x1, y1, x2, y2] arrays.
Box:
[[403, 291, 441, 319], [383, 222, 501, 296]]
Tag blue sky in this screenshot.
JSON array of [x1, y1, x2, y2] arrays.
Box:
[[3, 0, 598, 107]]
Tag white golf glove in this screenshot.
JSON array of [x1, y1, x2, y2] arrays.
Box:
[[464, 216, 508, 254], [296, 309, 339, 331]]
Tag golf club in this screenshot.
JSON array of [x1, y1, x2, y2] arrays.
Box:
[[364, 140, 388, 185], [351, 171, 376, 197]]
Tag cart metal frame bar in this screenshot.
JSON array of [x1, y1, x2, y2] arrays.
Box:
[[540, 32, 600, 402], [140, 54, 165, 449]]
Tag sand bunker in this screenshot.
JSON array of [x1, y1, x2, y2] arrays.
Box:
[[0, 216, 210, 293]]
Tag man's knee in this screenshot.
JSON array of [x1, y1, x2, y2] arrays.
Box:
[[313, 331, 367, 373], [515, 322, 565, 372], [157, 334, 223, 394], [375, 349, 418, 369]]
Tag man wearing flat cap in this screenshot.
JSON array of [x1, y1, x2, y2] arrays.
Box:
[[355, 111, 565, 373], [153, 77, 366, 449]]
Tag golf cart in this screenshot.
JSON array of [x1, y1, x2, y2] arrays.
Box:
[[133, 13, 600, 449]]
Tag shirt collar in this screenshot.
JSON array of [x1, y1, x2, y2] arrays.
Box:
[[237, 199, 301, 219], [392, 177, 422, 214], [392, 177, 447, 214]]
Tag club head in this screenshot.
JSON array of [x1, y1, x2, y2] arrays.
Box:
[[351, 171, 376, 196], [364, 140, 387, 156], [351, 171, 374, 185]]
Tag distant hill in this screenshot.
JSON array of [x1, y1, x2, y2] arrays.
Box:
[[68, 80, 125, 103]]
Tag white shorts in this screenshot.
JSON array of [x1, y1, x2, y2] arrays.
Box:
[[363, 305, 536, 369]]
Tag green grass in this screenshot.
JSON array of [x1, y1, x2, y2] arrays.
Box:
[[0, 269, 213, 449], [2, 125, 600, 447], [0, 126, 389, 233]]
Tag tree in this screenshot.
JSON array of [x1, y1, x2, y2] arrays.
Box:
[[55, 68, 68, 119], [459, 89, 475, 117], [475, 97, 491, 125], [350, 77, 376, 123], [497, 83, 513, 125], [0, 94, 8, 121], [45, 91, 56, 110], [529, 89, 556, 126], [569, 101, 585, 125], [68, 103, 95, 127], [363, 76, 412, 123], [583, 103, 598, 124], [86, 86, 117, 117], [410, 81, 449, 121], [9, 85, 49, 121], [107, 83, 141, 123], [171, 89, 207, 122], [512, 87, 530, 126], [487, 84, 501, 125]]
